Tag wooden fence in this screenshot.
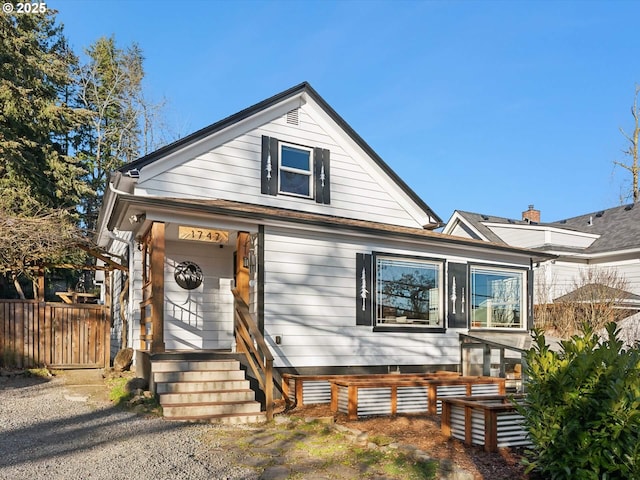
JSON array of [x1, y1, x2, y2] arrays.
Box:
[[0, 300, 110, 369]]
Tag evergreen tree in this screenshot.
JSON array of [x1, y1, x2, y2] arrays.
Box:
[[0, 11, 89, 215]]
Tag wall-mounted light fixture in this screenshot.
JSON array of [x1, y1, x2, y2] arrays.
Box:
[[128, 213, 145, 225], [242, 233, 258, 275]]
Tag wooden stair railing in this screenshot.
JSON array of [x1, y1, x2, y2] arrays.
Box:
[[232, 291, 275, 421]]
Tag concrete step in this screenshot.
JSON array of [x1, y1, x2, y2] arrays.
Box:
[[159, 390, 256, 405], [162, 400, 263, 418], [153, 369, 246, 383], [156, 380, 250, 394], [151, 360, 240, 373], [168, 412, 267, 425], [150, 357, 265, 425]]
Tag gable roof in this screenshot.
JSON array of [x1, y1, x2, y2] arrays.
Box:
[[119, 82, 442, 227], [450, 211, 513, 244], [449, 203, 640, 256]]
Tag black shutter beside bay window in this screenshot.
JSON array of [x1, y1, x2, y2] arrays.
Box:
[[355, 253, 373, 326], [314, 147, 331, 204], [447, 262, 468, 329], [261, 135, 279, 196]]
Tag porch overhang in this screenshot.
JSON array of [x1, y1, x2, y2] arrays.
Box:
[[107, 194, 557, 264]]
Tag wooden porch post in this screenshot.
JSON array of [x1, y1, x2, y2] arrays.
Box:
[[150, 222, 165, 353]]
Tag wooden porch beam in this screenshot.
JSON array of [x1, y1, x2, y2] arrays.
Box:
[[77, 245, 129, 272]]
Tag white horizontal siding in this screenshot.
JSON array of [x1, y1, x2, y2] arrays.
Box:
[[595, 259, 640, 296], [449, 222, 477, 240], [488, 225, 597, 250], [130, 245, 143, 350], [138, 103, 425, 228], [262, 226, 530, 369], [548, 230, 597, 249], [488, 225, 547, 248], [537, 259, 640, 302]]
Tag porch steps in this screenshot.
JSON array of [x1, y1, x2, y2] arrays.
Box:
[[152, 358, 266, 424]]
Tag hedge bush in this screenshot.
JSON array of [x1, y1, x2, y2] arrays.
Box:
[[518, 323, 640, 479]]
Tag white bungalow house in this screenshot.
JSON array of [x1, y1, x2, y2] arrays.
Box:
[[96, 83, 551, 421], [443, 204, 640, 318]]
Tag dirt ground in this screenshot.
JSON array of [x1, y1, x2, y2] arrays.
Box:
[[287, 403, 530, 480]]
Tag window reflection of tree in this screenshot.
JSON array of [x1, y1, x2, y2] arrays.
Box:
[[379, 266, 436, 321]]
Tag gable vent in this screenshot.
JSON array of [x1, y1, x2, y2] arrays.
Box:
[[286, 108, 299, 125]]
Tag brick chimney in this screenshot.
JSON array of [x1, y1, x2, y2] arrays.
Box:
[[522, 204, 540, 223]]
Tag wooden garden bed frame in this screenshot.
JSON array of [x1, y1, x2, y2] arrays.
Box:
[[329, 375, 506, 420], [282, 371, 460, 407], [440, 394, 530, 452]]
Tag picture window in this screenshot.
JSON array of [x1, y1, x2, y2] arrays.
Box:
[[375, 256, 443, 328]]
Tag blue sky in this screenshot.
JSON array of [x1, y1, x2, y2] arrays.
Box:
[[53, 0, 640, 223]]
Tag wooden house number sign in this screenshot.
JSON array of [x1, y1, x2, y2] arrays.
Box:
[[178, 226, 229, 244]]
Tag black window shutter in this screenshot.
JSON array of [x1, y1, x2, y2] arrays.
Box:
[[527, 268, 534, 329], [447, 263, 468, 328], [314, 148, 331, 204], [355, 253, 372, 326], [261, 136, 279, 196]]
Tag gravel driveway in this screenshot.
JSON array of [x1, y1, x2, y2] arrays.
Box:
[[0, 373, 259, 480]]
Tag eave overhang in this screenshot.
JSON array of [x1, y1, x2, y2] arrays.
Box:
[[108, 195, 556, 263]]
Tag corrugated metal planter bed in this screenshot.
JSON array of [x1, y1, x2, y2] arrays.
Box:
[[282, 372, 461, 407], [440, 394, 530, 452], [328, 375, 506, 420]]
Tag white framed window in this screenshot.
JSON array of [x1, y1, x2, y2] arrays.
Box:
[[279, 143, 313, 198], [375, 255, 443, 328], [470, 266, 525, 329]]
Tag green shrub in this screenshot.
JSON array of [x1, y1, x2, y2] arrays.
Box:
[[518, 323, 640, 479]]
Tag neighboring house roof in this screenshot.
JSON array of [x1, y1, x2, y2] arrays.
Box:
[[548, 203, 640, 254], [554, 283, 640, 305], [446, 203, 640, 256], [119, 81, 442, 227], [449, 211, 514, 244]]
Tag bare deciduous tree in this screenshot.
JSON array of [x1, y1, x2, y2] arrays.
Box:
[[0, 210, 86, 299], [534, 266, 632, 337], [615, 84, 640, 204]]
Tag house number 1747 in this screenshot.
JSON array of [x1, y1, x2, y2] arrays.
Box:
[[178, 226, 229, 244]]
